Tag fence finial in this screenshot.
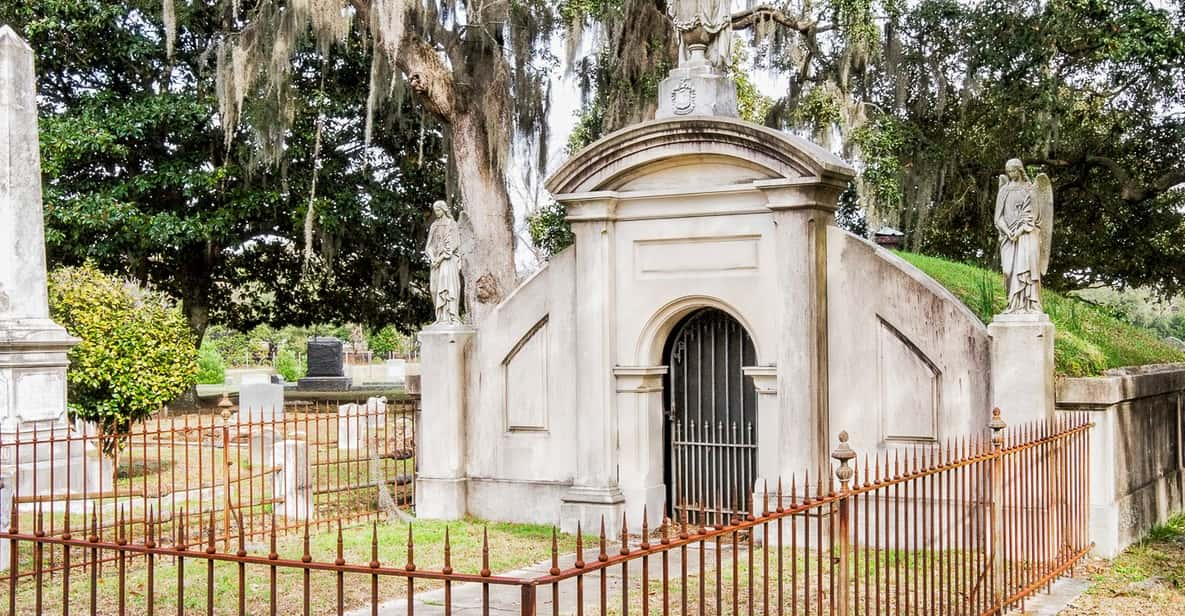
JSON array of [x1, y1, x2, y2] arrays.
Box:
[[832, 430, 856, 489], [990, 407, 1007, 449]]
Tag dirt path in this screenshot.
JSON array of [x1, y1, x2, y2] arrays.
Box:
[[1059, 518, 1185, 614]]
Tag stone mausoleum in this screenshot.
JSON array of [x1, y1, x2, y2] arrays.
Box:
[[415, 19, 1033, 535]]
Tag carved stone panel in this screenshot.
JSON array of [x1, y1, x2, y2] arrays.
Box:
[[635, 235, 760, 278], [878, 319, 940, 442], [504, 320, 549, 431], [13, 368, 65, 422]]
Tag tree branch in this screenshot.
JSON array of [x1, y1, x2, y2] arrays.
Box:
[[1052, 155, 1185, 203], [731, 5, 832, 34]]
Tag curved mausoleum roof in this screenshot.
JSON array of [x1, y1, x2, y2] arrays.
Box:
[[545, 115, 855, 196]]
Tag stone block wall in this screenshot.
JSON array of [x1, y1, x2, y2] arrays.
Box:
[[1056, 365, 1185, 557]]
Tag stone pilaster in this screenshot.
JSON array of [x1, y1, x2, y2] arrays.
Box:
[[988, 312, 1055, 425], [760, 179, 845, 481], [613, 366, 667, 532], [560, 198, 625, 534], [415, 323, 475, 519]]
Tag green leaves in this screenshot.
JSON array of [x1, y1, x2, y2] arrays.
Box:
[[49, 264, 198, 453]]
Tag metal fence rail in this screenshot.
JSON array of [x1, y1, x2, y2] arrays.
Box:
[[0, 408, 1089, 615], [0, 396, 417, 583]]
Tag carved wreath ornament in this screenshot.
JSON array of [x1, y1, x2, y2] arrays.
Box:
[[672, 79, 696, 115]]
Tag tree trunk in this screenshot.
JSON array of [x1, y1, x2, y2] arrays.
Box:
[[450, 110, 518, 322], [174, 247, 216, 410]]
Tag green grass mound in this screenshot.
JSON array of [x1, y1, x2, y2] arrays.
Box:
[[896, 252, 1185, 377]]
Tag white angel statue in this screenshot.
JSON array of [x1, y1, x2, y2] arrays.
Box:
[[425, 200, 462, 324], [994, 159, 1054, 314]]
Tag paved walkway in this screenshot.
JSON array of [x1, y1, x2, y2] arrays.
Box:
[[348, 541, 729, 616]]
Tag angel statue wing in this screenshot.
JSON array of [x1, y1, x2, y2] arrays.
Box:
[[1033, 173, 1054, 276]]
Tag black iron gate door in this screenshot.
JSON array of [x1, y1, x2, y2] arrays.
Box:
[[664, 308, 758, 527]]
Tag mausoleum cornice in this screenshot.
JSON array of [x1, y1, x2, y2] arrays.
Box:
[[545, 116, 854, 197]]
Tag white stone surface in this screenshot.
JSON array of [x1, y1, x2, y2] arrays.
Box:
[[337, 396, 387, 450], [418, 110, 1004, 538], [237, 382, 285, 424], [827, 231, 993, 458], [0, 467, 11, 571], [0, 26, 50, 321], [1056, 367, 1185, 558], [384, 359, 406, 385], [272, 439, 312, 521], [989, 312, 1055, 426], [416, 324, 474, 519]]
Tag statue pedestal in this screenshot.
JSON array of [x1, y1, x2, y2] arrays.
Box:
[[656, 47, 738, 119], [415, 323, 475, 520], [989, 312, 1055, 425]]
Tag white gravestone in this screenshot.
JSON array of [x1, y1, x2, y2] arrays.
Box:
[[384, 359, 406, 386], [272, 440, 312, 521], [337, 396, 387, 450], [237, 382, 285, 424], [0, 468, 11, 571]]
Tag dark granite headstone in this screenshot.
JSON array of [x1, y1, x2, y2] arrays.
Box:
[[306, 337, 345, 377], [297, 337, 351, 391]]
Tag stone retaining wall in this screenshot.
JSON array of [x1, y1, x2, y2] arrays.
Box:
[[1056, 364, 1185, 557]]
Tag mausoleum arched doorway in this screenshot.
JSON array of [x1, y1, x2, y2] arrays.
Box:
[[662, 307, 757, 526]]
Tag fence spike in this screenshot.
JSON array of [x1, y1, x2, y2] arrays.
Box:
[[790, 473, 798, 506], [301, 518, 311, 563], [550, 527, 561, 575], [442, 526, 453, 574], [62, 504, 72, 540], [372, 522, 383, 569], [620, 511, 630, 555], [237, 517, 247, 557], [35, 503, 44, 538], [116, 506, 125, 545], [763, 478, 770, 516], [776, 477, 784, 513], [334, 521, 344, 566], [746, 491, 756, 521], [598, 516, 609, 562], [802, 469, 809, 503], [480, 526, 491, 576], [269, 517, 279, 561], [405, 523, 415, 571], [146, 506, 156, 549], [177, 507, 186, 551], [206, 510, 216, 555], [641, 507, 651, 549], [575, 522, 586, 567]]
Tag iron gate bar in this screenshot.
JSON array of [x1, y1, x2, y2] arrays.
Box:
[[667, 308, 757, 528]]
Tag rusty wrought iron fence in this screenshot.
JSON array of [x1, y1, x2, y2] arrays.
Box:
[[0, 408, 1088, 615], [0, 396, 416, 584]]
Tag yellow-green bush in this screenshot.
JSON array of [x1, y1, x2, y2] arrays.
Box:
[[49, 264, 197, 452]]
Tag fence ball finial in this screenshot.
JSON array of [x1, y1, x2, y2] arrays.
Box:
[[990, 407, 1007, 448], [832, 430, 856, 488]]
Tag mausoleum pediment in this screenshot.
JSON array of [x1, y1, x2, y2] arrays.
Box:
[[545, 116, 854, 197]]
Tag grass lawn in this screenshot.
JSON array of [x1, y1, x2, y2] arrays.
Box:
[[1063, 514, 1185, 614], [0, 517, 584, 615], [897, 252, 1185, 376]]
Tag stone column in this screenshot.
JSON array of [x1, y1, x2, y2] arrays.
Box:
[[415, 323, 475, 519], [559, 198, 625, 534], [613, 366, 667, 532], [988, 312, 1055, 425]]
